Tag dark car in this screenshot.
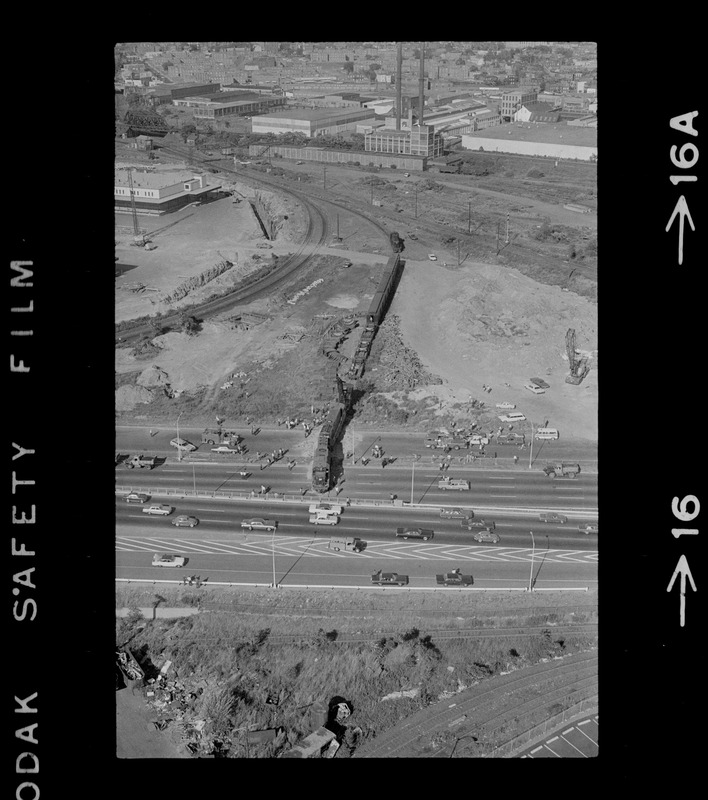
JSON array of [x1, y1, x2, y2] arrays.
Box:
[[371, 571, 409, 586], [440, 507, 473, 519], [530, 377, 550, 389], [125, 492, 150, 504], [395, 527, 434, 541], [461, 519, 495, 530], [472, 531, 500, 544], [539, 512, 568, 524], [172, 515, 199, 528], [578, 523, 598, 534]]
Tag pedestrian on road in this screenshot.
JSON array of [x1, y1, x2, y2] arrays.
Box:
[[346, 497, 351, 507], [514, 455, 519, 464]]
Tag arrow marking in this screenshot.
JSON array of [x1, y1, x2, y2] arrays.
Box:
[[665, 196, 695, 265], [666, 554, 697, 627]]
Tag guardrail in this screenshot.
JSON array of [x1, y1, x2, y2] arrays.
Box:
[[115, 579, 588, 592], [115, 488, 598, 518]]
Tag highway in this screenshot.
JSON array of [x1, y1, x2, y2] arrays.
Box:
[[116, 425, 597, 590], [116, 495, 597, 591]]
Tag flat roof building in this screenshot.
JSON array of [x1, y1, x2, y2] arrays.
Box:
[[114, 169, 222, 216], [250, 108, 376, 138], [364, 124, 444, 158]]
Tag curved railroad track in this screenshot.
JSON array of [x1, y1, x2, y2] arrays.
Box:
[[353, 650, 598, 758]]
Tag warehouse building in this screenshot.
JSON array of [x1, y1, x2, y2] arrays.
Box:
[[114, 169, 222, 216], [250, 108, 377, 138], [461, 123, 597, 161]]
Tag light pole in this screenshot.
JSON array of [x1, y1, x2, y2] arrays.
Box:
[[176, 411, 184, 462], [192, 463, 196, 495], [410, 458, 416, 505], [528, 531, 535, 592], [528, 419, 534, 469]]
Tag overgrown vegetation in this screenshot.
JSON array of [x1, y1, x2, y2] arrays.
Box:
[[117, 601, 596, 758]]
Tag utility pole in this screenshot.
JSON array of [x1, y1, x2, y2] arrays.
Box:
[[496, 221, 500, 255], [414, 186, 418, 218], [323, 166, 326, 190], [410, 459, 415, 505], [370, 180, 374, 206], [528, 531, 535, 591], [336, 213, 340, 240], [468, 201, 471, 234], [528, 420, 534, 469], [505, 213, 510, 244], [457, 239, 461, 266]]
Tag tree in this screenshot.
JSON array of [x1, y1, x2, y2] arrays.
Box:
[[342, 61, 354, 74], [181, 315, 202, 336]]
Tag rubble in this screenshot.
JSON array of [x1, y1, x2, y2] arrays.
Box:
[[369, 315, 442, 390]]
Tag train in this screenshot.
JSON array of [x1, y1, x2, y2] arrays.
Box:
[[311, 237, 403, 493], [311, 377, 348, 493]]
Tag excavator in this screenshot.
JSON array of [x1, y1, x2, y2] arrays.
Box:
[[565, 328, 590, 385]]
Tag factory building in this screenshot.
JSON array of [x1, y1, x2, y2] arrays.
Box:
[[364, 124, 444, 158], [250, 108, 377, 138]]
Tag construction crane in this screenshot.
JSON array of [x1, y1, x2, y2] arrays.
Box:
[[565, 328, 590, 385]]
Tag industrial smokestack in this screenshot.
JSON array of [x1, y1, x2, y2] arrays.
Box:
[[418, 42, 425, 125], [396, 42, 403, 130]]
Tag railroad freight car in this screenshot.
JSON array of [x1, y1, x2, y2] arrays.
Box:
[[311, 378, 348, 493]]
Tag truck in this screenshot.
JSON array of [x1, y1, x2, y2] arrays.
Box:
[[328, 536, 363, 553], [371, 570, 409, 586], [201, 428, 242, 446], [438, 477, 470, 491], [436, 570, 473, 586], [125, 454, 157, 469], [543, 463, 581, 479]]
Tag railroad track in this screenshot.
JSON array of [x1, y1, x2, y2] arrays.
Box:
[[261, 623, 597, 646], [115, 147, 393, 342], [353, 650, 598, 758]]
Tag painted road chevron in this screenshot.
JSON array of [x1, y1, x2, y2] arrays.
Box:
[[116, 537, 597, 563]]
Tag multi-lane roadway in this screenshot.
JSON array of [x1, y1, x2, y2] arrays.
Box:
[[116, 426, 597, 591]]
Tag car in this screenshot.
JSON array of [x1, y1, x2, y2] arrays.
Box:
[[408, 233, 418, 240], [310, 514, 338, 525], [309, 503, 342, 516], [539, 512, 568, 524], [395, 527, 434, 541], [211, 445, 239, 453], [371, 570, 409, 586], [461, 519, 495, 530], [170, 437, 197, 451], [498, 412, 526, 423], [142, 504, 173, 516], [440, 507, 473, 519], [472, 531, 500, 544], [125, 492, 150, 504], [404, 172, 410, 177], [428, 254, 437, 261], [241, 518, 277, 531], [578, 523, 598, 534], [296, 160, 303, 165], [524, 383, 546, 394], [530, 378, 550, 389], [152, 553, 187, 568], [495, 402, 516, 410], [172, 515, 199, 528]]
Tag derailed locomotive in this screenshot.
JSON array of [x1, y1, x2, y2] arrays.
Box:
[[311, 238, 403, 493]]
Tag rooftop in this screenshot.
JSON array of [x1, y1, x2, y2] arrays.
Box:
[[464, 121, 596, 146]]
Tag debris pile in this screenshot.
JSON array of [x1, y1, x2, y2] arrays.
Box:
[[162, 260, 234, 304], [370, 315, 442, 390]]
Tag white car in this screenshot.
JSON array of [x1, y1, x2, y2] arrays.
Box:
[[428, 254, 438, 261], [524, 384, 545, 394], [142, 504, 173, 516], [309, 514, 339, 526], [211, 445, 239, 454], [152, 553, 186, 567], [170, 438, 197, 451], [498, 412, 526, 423], [496, 402, 516, 409]]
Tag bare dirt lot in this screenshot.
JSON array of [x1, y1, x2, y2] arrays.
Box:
[[115, 153, 597, 441]]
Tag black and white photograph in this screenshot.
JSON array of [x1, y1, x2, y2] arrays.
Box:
[[7, 32, 702, 788]]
